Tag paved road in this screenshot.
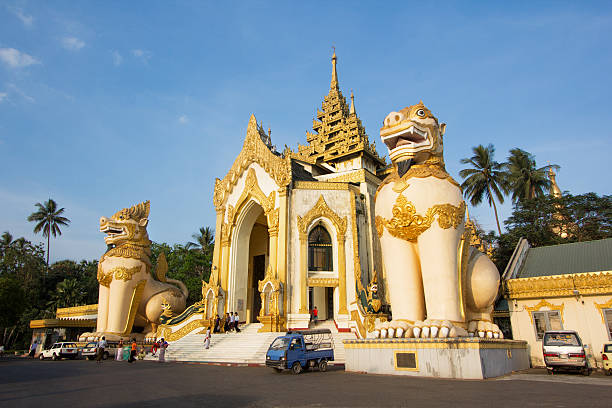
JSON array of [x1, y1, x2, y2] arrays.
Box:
[[0, 358, 610, 407]]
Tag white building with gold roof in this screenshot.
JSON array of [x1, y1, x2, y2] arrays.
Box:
[[204, 52, 387, 335]]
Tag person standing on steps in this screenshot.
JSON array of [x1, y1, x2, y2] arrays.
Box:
[[204, 327, 211, 349], [313, 306, 318, 325], [115, 340, 123, 361], [234, 312, 241, 332]]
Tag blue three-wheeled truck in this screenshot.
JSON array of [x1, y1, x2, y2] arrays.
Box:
[[265, 329, 334, 374]]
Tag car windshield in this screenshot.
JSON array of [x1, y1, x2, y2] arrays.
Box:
[[604, 344, 612, 353], [269, 337, 290, 350], [544, 333, 580, 346]]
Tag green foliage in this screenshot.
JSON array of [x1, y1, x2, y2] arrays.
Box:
[[460, 144, 508, 235], [504, 148, 557, 203], [490, 193, 612, 271], [27, 198, 70, 269], [151, 242, 212, 305]]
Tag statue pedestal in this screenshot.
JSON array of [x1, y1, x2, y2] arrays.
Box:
[[257, 314, 286, 332], [343, 338, 529, 379]]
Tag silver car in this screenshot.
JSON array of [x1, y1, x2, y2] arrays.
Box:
[[542, 330, 591, 375]]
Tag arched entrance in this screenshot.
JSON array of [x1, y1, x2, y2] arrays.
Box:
[[229, 200, 269, 324]]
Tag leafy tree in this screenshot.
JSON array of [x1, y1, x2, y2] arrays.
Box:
[[0, 276, 26, 347], [505, 148, 558, 203], [460, 144, 508, 235], [48, 278, 85, 309], [491, 192, 612, 271], [27, 199, 70, 272], [186, 226, 215, 259], [151, 242, 212, 305]]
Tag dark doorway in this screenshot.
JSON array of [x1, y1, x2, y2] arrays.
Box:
[[326, 287, 334, 319], [251, 255, 266, 322]]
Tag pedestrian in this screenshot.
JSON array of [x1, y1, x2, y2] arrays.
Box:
[[214, 315, 220, 333], [313, 306, 318, 325], [158, 338, 168, 362], [28, 341, 37, 358], [128, 338, 137, 363], [234, 312, 241, 332], [229, 312, 235, 332], [204, 327, 211, 349], [151, 341, 158, 357], [96, 336, 107, 364], [115, 340, 124, 361], [224, 313, 230, 333]]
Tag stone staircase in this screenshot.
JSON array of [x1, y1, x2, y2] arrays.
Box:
[[148, 319, 356, 365]]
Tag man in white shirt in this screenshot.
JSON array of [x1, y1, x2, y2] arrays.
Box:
[[96, 336, 107, 364], [234, 312, 241, 333], [229, 313, 235, 332]]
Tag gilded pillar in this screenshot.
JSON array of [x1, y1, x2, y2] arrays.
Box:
[[276, 188, 289, 314], [267, 208, 279, 276], [220, 223, 231, 304], [299, 232, 308, 314], [212, 208, 224, 282], [337, 236, 348, 315]]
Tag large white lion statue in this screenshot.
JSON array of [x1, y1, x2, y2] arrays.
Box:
[[81, 201, 188, 342], [373, 102, 502, 339]]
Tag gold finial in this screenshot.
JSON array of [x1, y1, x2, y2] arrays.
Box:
[[350, 89, 355, 114], [331, 47, 338, 89], [268, 127, 271, 137]]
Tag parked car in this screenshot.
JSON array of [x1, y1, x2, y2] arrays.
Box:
[[602, 344, 612, 375], [266, 329, 334, 374], [39, 342, 79, 361], [542, 330, 592, 375], [80, 342, 109, 360]]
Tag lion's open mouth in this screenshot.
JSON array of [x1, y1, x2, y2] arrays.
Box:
[[101, 225, 124, 237], [382, 124, 428, 150]]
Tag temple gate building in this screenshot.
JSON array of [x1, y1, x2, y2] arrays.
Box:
[[205, 52, 387, 334]]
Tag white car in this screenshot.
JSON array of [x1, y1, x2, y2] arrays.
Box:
[[39, 342, 79, 361]]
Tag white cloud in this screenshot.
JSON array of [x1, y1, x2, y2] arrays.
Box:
[[0, 92, 7, 103], [9, 7, 33, 27], [7, 83, 35, 103], [178, 115, 188, 124], [62, 36, 85, 51], [131, 49, 152, 62], [0, 47, 40, 68], [112, 50, 122, 66]]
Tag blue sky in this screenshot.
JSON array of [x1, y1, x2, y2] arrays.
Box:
[[1, 1, 611, 263]]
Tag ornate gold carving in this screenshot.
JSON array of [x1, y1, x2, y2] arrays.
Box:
[[155, 252, 168, 282], [525, 299, 565, 325], [379, 195, 465, 242], [297, 195, 347, 241], [158, 318, 207, 342], [213, 115, 291, 209], [267, 208, 279, 236], [56, 304, 98, 319], [220, 223, 231, 246], [506, 272, 612, 300], [258, 265, 283, 331], [376, 160, 460, 198], [595, 298, 612, 324], [112, 201, 150, 222], [322, 169, 381, 185], [100, 243, 152, 268], [294, 181, 352, 191], [109, 266, 141, 282], [97, 264, 112, 288], [308, 277, 339, 287], [228, 168, 276, 227]]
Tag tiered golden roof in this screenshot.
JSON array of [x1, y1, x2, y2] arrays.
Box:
[[292, 51, 385, 167]]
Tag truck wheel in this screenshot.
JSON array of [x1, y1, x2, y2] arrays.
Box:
[[291, 362, 302, 375], [607, 369, 612, 376], [39, 354, 45, 361], [546, 368, 553, 375], [52, 354, 59, 361], [319, 360, 328, 372]]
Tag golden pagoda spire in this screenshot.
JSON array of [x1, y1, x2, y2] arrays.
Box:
[[331, 47, 339, 90], [549, 167, 562, 198], [350, 90, 355, 114]]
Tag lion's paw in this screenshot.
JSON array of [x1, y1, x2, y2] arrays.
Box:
[[468, 320, 503, 339], [371, 320, 412, 338], [412, 320, 469, 338]]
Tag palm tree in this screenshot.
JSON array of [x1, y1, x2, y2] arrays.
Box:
[[460, 144, 508, 236], [505, 148, 558, 203], [27, 199, 70, 272], [186, 226, 215, 257], [48, 278, 84, 309], [1, 231, 14, 247]]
